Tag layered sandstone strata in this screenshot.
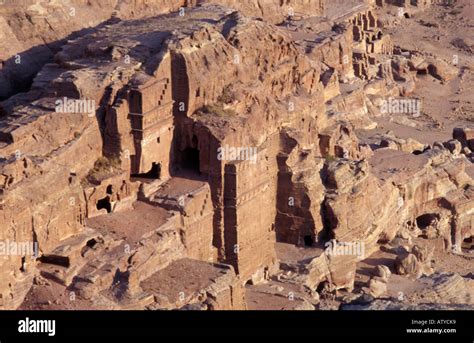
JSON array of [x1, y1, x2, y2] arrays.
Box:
[[0, 0, 473, 310]]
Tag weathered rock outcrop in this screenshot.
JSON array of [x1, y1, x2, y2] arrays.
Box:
[[395, 245, 434, 278], [1, 0, 472, 311], [200, 0, 325, 24]]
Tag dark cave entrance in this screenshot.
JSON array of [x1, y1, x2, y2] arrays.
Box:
[[176, 134, 201, 175], [96, 196, 112, 213], [416, 213, 439, 230], [303, 235, 314, 247], [181, 148, 200, 173], [463, 237, 473, 250], [131, 162, 161, 179]]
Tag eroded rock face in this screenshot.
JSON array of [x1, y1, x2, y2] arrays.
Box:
[[275, 129, 325, 246], [199, 0, 326, 24], [0, 0, 196, 99], [324, 159, 400, 257], [1, 0, 473, 310]]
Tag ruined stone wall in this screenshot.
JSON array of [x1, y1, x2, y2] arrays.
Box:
[[84, 173, 138, 218]]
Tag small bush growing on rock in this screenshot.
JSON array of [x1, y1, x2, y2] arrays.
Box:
[[82, 156, 121, 186]]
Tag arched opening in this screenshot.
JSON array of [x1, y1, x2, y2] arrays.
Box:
[[416, 213, 439, 230]]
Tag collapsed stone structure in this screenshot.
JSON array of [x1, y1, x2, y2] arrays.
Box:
[[0, 0, 473, 310]]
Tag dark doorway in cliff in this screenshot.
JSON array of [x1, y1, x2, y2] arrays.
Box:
[[463, 237, 473, 250], [97, 196, 112, 213], [416, 213, 439, 230], [39, 255, 70, 267], [412, 149, 424, 155], [304, 235, 314, 247], [131, 162, 161, 180], [181, 148, 200, 173]]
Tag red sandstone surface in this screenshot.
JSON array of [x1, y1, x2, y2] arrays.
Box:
[[0, 0, 473, 311]]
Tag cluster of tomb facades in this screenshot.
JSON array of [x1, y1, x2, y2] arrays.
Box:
[[0, 1, 472, 309], [0, 4, 317, 309]]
